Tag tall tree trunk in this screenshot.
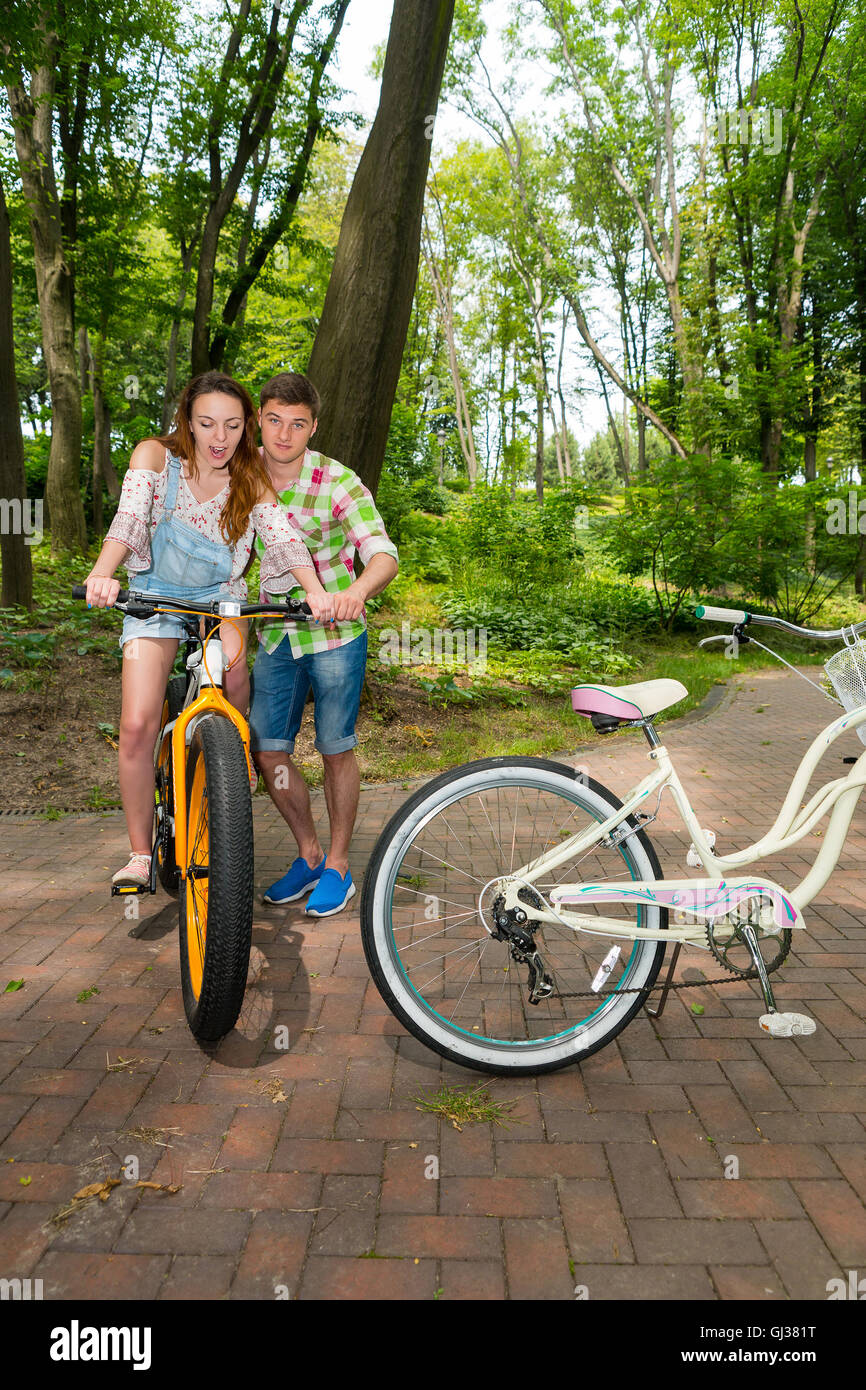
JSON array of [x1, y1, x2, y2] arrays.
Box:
[[535, 378, 544, 501], [622, 393, 631, 478], [0, 172, 33, 609], [857, 278, 866, 597], [81, 328, 119, 538], [307, 0, 456, 495], [422, 209, 479, 483], [162, 239, 198, 430], [509, 350, 518, 500], [6, 57, 86, 552]]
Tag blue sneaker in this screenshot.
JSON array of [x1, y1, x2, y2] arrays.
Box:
[[305, 867, 356, 917], [263, 855, 325, 904]]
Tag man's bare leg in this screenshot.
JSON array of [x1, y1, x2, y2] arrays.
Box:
[[255, 751, 323, 869], [255, 748, 360, 877], [319, 749, 360, 877]]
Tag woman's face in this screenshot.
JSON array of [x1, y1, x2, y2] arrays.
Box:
[[190, 392, 246, 468]]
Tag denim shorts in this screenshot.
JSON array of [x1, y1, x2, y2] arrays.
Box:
[[118, 584, 232, 649], [249, 630, 368, 756]]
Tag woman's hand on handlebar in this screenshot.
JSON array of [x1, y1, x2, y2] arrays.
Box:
[[85, 572, 121, 609]]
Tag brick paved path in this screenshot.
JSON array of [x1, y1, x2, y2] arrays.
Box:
[[1, 666, 865, 1301]]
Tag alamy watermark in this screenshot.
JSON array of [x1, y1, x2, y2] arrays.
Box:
[[826, 1269, 866, 1299], [0, 498, 43, 546], [711, 107, 783, 155], [378, 621, 488, 671], [826, 491, 866, 534], [0, 1276, 43, 1300]]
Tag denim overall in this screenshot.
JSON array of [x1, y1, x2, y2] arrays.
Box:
[[119, 453, 234, 648]]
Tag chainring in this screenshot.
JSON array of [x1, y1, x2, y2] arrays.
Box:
[[706, 911, 793, 979]]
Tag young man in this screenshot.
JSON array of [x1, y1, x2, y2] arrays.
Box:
[[249, 372, 399, 917]]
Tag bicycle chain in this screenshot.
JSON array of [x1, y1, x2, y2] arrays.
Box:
[[555, 972, 759, 1001]]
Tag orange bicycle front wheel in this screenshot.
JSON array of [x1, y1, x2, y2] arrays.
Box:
[[179, 714, 254, 1041]]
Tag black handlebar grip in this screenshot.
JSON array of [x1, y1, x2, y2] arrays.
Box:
[[72, 583, 129, 603]]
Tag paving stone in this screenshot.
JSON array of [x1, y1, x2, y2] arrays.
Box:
[[2, 669, 866, 1301]]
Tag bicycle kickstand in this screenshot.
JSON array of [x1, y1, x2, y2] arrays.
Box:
[[739, 923, 817, 1039], [643, 942, 682, 1020]]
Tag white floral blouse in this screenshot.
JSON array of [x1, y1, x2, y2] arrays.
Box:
[[105, 453, 312, 599]]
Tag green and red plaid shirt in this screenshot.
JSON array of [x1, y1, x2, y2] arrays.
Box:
[[254, 449, 399, 658]]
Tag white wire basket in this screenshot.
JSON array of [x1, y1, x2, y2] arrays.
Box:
[[824, 633, 866, 746]]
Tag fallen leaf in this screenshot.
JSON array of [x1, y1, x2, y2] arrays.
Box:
[[134, 1181, 182, 1194], [73, 1179, 120, 1202]]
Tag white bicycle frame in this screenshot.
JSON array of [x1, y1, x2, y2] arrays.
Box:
[[496, 701, 866, 946]]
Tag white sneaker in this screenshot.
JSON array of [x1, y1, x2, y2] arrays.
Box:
[[112, 853, 152, 887]]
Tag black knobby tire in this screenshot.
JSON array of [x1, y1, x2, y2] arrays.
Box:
[[360, 756, 668, 1076], [179, 715, 254, 1041], [154, 675, 187, 896]]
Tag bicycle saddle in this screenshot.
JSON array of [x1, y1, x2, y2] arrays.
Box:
[[571, 678, 689, 722]]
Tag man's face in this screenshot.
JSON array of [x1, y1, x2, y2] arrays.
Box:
[[259, 399, 317, 467]]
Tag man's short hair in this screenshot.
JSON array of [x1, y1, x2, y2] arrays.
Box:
[[260, 372, 321, 419]]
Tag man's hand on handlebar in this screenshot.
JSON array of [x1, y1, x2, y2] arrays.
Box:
[[85, 573, 121, 609], [330, 582, 367, 624], [304, 589, 340, 628]]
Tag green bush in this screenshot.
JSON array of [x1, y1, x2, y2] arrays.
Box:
[[439, 592, 634, 675], [409, 478, 450, 515], [22, 434, 50, 495], [452, 482, 592, 592], [568, 573, 658, 631], [395, 510, 455, 582], [602, 453, 759, 628]]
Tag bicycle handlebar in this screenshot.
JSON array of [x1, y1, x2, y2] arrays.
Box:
[[695, 604, 866, 642], [71, 584, 313, 620]]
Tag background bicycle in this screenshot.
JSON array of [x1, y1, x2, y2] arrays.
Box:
[[360, 605, 866, 1075]]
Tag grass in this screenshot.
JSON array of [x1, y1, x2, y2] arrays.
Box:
[[352, 626, 835, 783], [3, 537, 856, 800], [411, 1082, 521, 1132]]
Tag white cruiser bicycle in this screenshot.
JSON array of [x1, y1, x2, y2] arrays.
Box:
[[360, 605, 866, 1075]]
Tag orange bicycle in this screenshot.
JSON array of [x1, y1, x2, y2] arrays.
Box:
[[72, 584, 310, 1040]]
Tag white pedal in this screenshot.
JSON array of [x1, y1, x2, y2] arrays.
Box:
[[759, 1011, 817, 1038], [686, 830, 715, 867]]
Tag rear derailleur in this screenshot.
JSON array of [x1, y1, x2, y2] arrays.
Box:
[[490, 889, 553, 1005]]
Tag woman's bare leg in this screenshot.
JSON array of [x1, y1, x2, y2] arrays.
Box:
[[119, 636, 180, 852], [221, 617, 250, 715]]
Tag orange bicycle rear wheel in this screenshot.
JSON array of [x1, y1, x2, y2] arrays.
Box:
[[178, 714, 254, 1040]]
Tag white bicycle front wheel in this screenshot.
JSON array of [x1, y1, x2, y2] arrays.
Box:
[[360, 757, 668, 1075]]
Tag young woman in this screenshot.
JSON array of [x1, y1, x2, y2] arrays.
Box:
[[84, 371, 333, 887]]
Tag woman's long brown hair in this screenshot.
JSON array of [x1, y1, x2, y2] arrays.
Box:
[[158, 372, 272, 547]]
